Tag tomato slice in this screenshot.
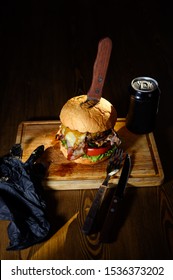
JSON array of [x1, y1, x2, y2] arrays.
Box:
[[86, 145, 110, 156]]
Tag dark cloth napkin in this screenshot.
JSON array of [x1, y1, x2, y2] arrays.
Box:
[[0, 144, 50, 250]]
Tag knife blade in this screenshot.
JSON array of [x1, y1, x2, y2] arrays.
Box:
[[82, 184, 110, 235], [99, 153, 131, 242]]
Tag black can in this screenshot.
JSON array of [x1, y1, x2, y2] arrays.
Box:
[[126, 77, 160, 134]]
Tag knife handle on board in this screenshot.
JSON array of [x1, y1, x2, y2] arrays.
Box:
[[82, 185, 108, 235], [87, 37, 112, 101]]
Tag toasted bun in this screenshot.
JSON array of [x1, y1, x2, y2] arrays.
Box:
[[60, 142, 110, 165], [60, 95, 117, 133]]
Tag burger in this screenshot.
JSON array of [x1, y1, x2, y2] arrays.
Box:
[[56, 95, 121, 164]]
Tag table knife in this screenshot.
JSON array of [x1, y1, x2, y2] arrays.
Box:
[[87, 37, 112, 102], [82, 184, 109, 235], [99, 153, 131, 242]]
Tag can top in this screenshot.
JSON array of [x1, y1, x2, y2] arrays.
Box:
[[131, 77, 158, 93]]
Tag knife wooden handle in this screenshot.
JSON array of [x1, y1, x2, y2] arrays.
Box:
[[87, 37, 112, 101]]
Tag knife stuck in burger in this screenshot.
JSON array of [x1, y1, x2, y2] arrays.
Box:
[[56, 37, 121, 164]]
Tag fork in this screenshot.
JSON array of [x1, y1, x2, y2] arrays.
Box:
[[102, 148, 124, 186], [82, 148, 124, 235]]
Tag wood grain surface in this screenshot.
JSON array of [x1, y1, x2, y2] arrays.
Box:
[[16, 119, 164, 189], [0, 0, 173, 260]]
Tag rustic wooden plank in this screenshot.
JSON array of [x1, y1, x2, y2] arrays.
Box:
[[20, 187, 170, 260], [1, 0, 173, 260], [16, 118, 164, 189]]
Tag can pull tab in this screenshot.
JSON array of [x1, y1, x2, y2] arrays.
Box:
[[81, 37, 112, 108]]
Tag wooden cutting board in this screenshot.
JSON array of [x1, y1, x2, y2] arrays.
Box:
[[16, 119, 164, 189]]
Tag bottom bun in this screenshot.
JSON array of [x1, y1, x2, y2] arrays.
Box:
[[60, 142, 110, 165]]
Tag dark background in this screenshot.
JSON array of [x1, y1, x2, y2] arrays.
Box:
[[0, 0, 173, 181], [0, 0, 173, 260]]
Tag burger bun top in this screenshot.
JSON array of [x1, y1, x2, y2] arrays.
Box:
[[60, 95, 117, 133]]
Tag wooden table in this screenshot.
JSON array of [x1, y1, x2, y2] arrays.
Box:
[[19, 185, 173, 260], [7, 119, 171, 260], [1, 0, 173, 260]]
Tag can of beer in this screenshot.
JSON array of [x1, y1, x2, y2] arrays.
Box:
[[126, 77, 160, 134]]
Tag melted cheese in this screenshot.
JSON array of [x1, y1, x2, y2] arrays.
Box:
[[62, 125, 86, 147], [65, 132, 76, 146]]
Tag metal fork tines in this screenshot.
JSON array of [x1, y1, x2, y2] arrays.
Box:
[[103, 148, 124, 186], [82, 148, 124, 235]]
